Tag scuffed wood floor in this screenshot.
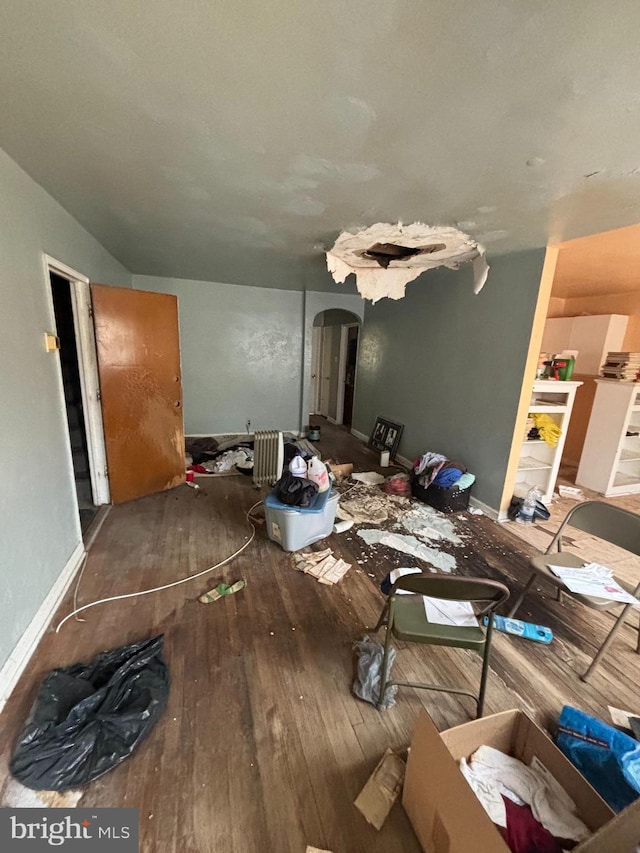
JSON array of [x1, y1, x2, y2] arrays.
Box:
[[1, 418, 639, 852]]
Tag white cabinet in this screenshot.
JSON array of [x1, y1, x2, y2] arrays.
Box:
[[541, 314, 628, 375], [516, 381, 582, 503], [576, 381, 640, 496]]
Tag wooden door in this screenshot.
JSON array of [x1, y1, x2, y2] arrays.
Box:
[[91, 285, 185, 504]]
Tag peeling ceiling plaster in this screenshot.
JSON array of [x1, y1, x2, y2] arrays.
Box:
[[1, 2, 640, 289], [326, 223, 488, 302]]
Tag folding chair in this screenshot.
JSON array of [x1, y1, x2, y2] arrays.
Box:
[[373, 574, 510, 718], [507, 500, 640, 680]]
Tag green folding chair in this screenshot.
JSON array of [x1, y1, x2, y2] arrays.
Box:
[[507, 500, 640, 680], [373, 574, 510, 718]]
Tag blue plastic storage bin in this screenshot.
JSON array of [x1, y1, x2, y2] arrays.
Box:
[[264, 489, 339, 551]]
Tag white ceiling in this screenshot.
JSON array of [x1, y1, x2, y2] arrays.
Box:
[[2, 1, 640, 290]]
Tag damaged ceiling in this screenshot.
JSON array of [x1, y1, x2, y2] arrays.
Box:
[[326, 223, 489, 302], [2, 2, 640, 291]]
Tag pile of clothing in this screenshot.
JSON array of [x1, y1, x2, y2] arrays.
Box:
[[413, 451, 475, 491], [460, 744, 590, 852]]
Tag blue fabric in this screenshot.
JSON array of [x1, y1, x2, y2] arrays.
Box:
[[433, 467, 463, 488], [556, 705, 640, 812], [455, 472, 476, 490]]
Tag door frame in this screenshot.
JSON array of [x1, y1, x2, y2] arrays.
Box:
[[335, 322, 359, 425], [44, 255, 110, 505], [310, 325, 322, 414]]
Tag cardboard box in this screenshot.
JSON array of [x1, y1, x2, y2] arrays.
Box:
[[402, 709, 640, 852]]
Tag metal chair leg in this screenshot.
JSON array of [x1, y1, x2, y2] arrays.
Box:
[[377, 629, 394, 710], [476, 617, 495, 718], [507, 573, 537, 618], [372, 601, 389, 633], [582, 602, 634, 681]]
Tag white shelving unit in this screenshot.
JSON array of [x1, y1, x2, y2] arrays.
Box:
[[515, 380, 582, 503], [576, 380, 640, 496]]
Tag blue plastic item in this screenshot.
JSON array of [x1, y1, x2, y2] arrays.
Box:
[[557, 705, 640, 812], [483, 615, 553, 643], [264, 489, 339, 551]]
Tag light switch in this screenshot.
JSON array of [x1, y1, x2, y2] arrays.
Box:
[[44, 333, 60, 352]]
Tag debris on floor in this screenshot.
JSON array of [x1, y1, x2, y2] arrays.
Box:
[[293, 548, 351, 585], [358, 529, 457, 572], [398, 503, 463, 545], [199, 578, 247, 603], [336, 487, 409, 525], [333, 519, 354, 534], [306, 847, 333, 853], [351, 471, 386, 485], [354, 748, 406, 830]]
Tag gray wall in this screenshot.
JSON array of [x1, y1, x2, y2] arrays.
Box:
[[352, 249, 545, 510], [134, 276, 306, 435], [0, 148, 131, 672]]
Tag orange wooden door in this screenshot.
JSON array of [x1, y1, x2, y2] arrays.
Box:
[[91, 284, 185, 504]]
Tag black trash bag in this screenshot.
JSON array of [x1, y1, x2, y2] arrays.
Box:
[[10, 635, 169, 791], [274, 471, 318, 507]]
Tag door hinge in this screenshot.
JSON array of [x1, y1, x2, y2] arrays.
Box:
[[104, 465, 108, 477], [96, 389, 101, 401], [88, 304, 94, 319]]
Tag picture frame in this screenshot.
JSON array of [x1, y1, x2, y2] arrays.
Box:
[[368, 417, 404, 458]]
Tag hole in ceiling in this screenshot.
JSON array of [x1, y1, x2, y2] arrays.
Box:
[[358, 242, 447, 269]]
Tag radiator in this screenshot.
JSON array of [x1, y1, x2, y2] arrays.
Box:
[[252, 430, 284, 487]]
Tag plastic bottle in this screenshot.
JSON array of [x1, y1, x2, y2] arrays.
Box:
[[289, 455, 307, 478], [516, 486, 540, 524], [307, 457, 330, 492]]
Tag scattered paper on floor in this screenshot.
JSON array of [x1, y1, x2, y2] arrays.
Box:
[[293, 549, 352, 585], [354, 748, 406, 830]]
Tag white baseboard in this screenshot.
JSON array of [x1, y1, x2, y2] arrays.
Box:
[[350, 427, 368, 443], [0, 541, 86, 714], [327, 416, 338, 425], [395, 453, 413, 470], [469, 496, 500, 521]]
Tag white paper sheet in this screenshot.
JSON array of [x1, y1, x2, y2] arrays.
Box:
[[547, 563, 638, 606], [423, 597, 478, 627]]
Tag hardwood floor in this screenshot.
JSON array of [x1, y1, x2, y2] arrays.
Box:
[[1, 419, 639, 852]]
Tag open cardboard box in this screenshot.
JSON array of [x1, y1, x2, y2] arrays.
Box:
[[403, 709, 640, 852]]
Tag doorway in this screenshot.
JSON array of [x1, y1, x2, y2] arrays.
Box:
[[338, 324, 359, 426], [309, 310, 360, 424], [50, 272, 98, 532]]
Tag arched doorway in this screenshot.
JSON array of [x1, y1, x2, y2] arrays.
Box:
[[310, 309, 360, 426]]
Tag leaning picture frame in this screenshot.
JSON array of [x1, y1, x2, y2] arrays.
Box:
[[368, 417, 404, 458]]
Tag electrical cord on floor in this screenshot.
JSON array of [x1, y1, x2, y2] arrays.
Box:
[[55, 499, 264, 633]]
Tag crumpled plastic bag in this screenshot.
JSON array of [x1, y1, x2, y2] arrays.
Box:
[[353, 635, 397, 709], [556, 705, 640, 812], [10, 635, 169, 791]]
